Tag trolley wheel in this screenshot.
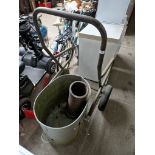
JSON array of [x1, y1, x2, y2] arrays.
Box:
[[98, 85, 113, 111], [19, 97, 31, 120], [46, 61, 56, 74]]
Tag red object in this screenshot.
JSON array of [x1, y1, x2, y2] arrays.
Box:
[[54, 51, 60, 56], [37, 2, 52, 8], [43, 74, 50, 87], [23, 109, 35, 119]]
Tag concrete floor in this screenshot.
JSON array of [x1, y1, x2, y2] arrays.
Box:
[[19, 10, 135, 155]]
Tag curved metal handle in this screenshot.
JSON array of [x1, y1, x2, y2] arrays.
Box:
[[33, 7, 107, 86], [33, 7, 107, 51]]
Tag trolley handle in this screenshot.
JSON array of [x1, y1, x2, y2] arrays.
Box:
[[33, 7, 107, 86]]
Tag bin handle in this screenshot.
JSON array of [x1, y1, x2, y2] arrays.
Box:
[[33, 7, 107, 86]]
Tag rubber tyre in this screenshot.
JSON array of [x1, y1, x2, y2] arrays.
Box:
[[46, 61, 56, 74], [19, 97, 31, 120], [98, 85, 113, 111]]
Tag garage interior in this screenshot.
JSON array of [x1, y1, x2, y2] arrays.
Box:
[[19, 0, 135, 154]]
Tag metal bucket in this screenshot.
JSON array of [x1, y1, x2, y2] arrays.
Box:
[[33, 74, 91, 144]]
